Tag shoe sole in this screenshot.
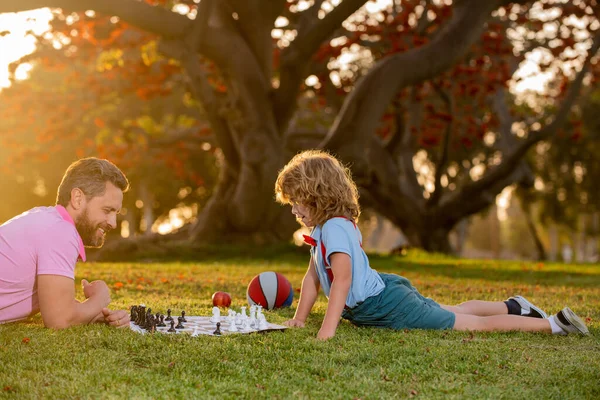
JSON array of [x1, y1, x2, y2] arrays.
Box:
[[513, 295, 548, 319], [562, 307, 590, 335]]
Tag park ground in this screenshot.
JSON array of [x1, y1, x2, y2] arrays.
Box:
[[1, 247, 599, 399]]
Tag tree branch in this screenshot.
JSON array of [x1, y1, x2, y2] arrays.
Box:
[[319, 0, 504, 155], [434, 30, 600, 225], [428, 83, 454, 207], [273, 0, 368, 133], [227, 0, 282, 78], [0, 0, 191, 38]]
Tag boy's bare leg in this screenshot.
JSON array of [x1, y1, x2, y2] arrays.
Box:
[[452, 313, 552, 333], [440, 300, 508, 316]]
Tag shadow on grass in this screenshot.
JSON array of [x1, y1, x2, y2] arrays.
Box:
[[369, 255, 600, 288], [90, 242, 599, 288]]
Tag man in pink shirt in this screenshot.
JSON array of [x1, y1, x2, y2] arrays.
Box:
[[0, 158, 131, 329]]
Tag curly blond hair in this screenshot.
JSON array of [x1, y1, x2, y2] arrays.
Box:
[[275, 150, 360, 226]]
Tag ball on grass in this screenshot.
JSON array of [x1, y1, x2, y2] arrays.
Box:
[[212, 291, 232, 307], [246, 271, 293, 310]]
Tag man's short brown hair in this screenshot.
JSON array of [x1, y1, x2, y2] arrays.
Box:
[[56, 158, 129, 206]]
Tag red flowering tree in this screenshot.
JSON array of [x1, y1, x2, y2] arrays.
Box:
[[0, 0, 598, 252]]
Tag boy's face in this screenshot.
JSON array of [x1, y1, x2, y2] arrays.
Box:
[[291, 203, 315, 227]]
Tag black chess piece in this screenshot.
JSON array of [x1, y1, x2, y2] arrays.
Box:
[[165, 309, 172, 322], [181, 310, 187, 322], [149, 316, 156, 333], [157, 314, 166, 327], [145, 309, 153, 330], [167, 319, 176, 332], [175, 316, 185, 329], [213, 322, 222, 336], [130, 306, 137, 323], [139, 306, 146, 326]]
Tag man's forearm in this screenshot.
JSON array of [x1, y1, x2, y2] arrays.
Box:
[[72, 296, 110, 325]]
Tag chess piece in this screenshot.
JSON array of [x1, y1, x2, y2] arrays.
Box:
[[130, 306, 137, 322], [165, 309, 172, 322], [157, 314, 166, 327], [213, 322, 222, 336], [210, 307, 221, 323], [258, 314, 268, 330], [227, 310, 235, 324], [240, 306, 247, 319], [175, 316, 185, 329], [145, 309, 153, 330], [181, 310, 187, 322], [138, 305, 146, 326], [167, 320, 176, 332], [242, 317, 251, 331], [228, 319, 238, 332]]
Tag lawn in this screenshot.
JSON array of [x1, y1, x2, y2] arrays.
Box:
[[1, 248, 599, 399]]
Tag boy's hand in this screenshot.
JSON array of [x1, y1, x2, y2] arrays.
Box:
[[101, 308, 131, 328], [317, 327, 336, 340], [283, 319, 305, 328]]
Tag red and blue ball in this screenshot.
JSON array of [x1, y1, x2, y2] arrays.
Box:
[[246, 271, 293, 310]]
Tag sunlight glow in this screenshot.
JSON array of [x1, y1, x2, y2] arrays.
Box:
[[496, 186, 514, 221], [0, 9, 52, 88]]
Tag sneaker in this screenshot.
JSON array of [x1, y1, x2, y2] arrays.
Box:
[[508, 295, 548, 318], [552, 307, 590, 335]]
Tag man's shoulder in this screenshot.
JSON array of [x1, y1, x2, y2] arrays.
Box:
[[2, 206, 76, 236]]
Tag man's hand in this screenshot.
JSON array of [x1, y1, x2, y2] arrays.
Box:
[[283, 319, 306, 328], [101, 308, 130, 328], [81, 279, 111, 306]]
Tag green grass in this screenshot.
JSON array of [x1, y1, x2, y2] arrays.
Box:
[[1, 249, 599, 399]]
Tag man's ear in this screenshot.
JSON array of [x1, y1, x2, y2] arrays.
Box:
[[69, 188, 86, 210]]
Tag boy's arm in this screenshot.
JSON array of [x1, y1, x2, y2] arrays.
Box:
[[37, 275, 111, 329], [318, 252, 352, 340], [285, 257, 319, 327]]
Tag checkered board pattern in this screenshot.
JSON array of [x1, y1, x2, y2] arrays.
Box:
[[129, 316, 287, 336]]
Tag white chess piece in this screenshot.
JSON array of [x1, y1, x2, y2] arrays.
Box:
[[258, 314, 268, 330], [240, 306, 247, 319], [228, 319, 238, 332], [242, 317, 252, 331], [210, 306, 221, 323], [227, 309, 235, 324]]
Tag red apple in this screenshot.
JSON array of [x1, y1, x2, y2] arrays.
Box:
[[212, 291, 232, 307]]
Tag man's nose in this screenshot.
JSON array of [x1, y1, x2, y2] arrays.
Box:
[[107, 214, 117, 230]]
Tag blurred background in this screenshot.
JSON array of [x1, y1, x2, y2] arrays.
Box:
[[0, 0, 598, 262]]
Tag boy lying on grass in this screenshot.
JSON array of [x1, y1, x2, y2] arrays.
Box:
[[275, 150, 589, 340]]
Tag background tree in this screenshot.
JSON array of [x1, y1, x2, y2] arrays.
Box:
[[1, 0, 598, 254], [0, 20, 218, 233]]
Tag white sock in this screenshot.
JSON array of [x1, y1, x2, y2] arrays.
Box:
[[547, 316, 566, 335]]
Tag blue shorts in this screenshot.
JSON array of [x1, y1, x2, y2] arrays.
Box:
[[341, 273, 455, 330]]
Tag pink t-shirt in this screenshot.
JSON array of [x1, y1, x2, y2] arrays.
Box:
[[0, 205, 86, 323]]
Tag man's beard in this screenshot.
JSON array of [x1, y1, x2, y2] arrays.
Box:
[[75, 209, 107, 248]]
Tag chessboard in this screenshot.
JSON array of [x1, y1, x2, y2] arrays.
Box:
[[129, 305, 287, 337]]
